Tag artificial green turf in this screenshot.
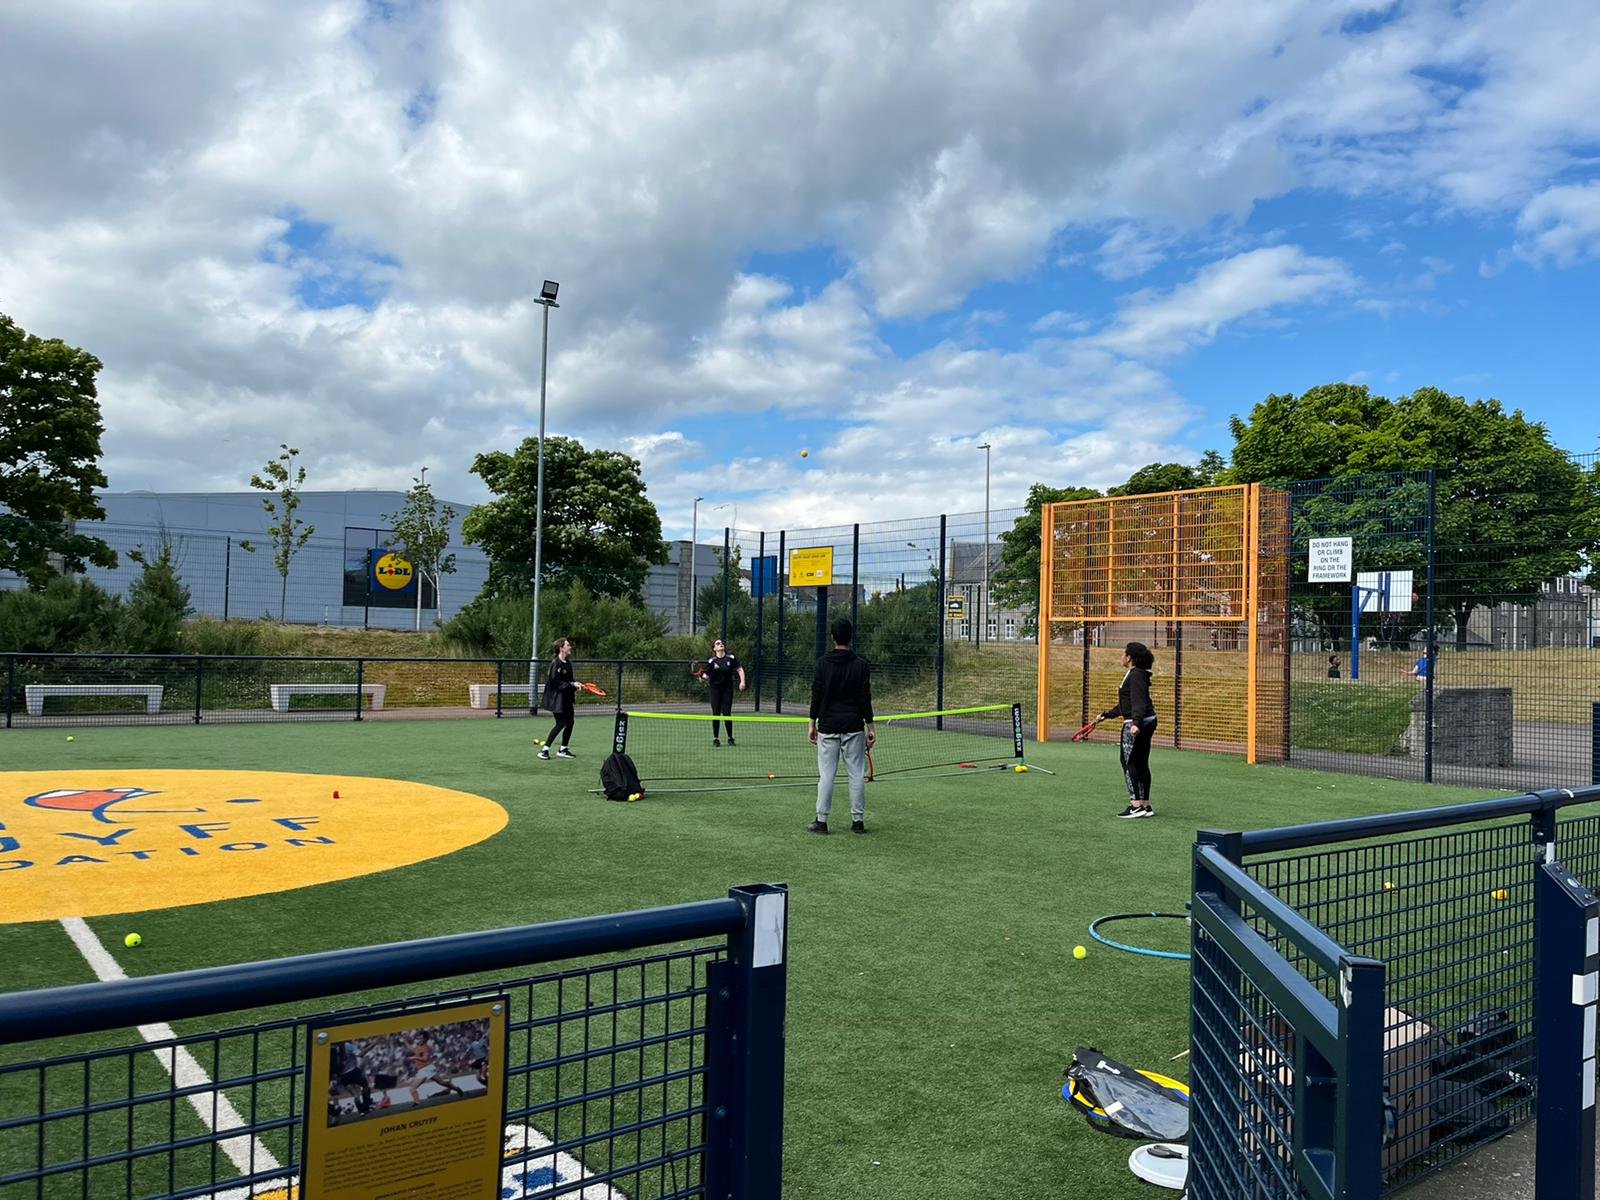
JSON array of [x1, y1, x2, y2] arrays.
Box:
[[0, 717, 1498, 1199]]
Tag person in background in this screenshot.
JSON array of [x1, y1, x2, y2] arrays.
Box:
[[538, 638, 579, 760], [702, 638, 746, 746]]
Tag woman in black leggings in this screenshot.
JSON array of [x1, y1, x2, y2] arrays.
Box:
[[1098, 640, 1157, 818], [702, 638, 746, 746], [538, 637, 578, 760]]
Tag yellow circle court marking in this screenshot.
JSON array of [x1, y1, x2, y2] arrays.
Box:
[[0, 770, 507, 923], [373, 551, 415, 591]]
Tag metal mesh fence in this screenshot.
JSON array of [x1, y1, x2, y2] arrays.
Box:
[[0, 945, 724, 1200], [1244, 821, 1542, 1191]]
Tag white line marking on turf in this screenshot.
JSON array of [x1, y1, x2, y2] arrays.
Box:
[[59, 918, 284, 1186]]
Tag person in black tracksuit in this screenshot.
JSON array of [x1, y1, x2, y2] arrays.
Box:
[[807, 618, 876, 834], [702, 638, 746, 745], [538, 637, 579, 759], [1098, 640, 1157, 818]]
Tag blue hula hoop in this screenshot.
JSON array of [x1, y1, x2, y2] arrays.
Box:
[[1088, 912, 1191, 961]]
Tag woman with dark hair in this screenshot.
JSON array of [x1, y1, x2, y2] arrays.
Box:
[[702, 638, 746, 746], [1098, 640, 1158, 818], [538, 637, 579, 760]]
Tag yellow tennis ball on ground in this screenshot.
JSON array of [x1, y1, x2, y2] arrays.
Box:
[[1492, 888, 1509, 901], [1383, 881, 1395, 891], [1013, 764, 1025, 773], [124, 933, 142, 948], [1073, 945, 1087, 960], [628, 792, 641, 802], [66, 735, 75, 742]]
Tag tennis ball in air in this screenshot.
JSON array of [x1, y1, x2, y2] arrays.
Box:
[[800, 449, 809, 458], [66, 735, 75, 742], [1492, 888, 1509, 901], [1073, 945, 1087, 960], [123, 933, 142, 948]]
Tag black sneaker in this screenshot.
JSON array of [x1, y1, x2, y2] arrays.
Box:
[[556, 747, 575, 759], [537, 748, 550, 760], [1133, 807, 1155, 818], [1116, 805, 1141, 819], [713, 738, 721, 747], [805, 820, 829, 835], [851, 820, 865, 834], [727, 735, 737, 746]]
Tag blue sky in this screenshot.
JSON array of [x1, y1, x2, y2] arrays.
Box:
[[2, 0, 1597, 539]]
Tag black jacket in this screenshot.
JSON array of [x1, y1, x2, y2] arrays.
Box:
[[1101, 667, 1155, 723], [543, 657, 575, 711], [810, 648, 874, 734]]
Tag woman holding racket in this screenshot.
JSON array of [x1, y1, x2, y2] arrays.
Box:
[[1096, 640, 1157, 818], [702, 638, 746, 746], [538, 637, 582, 760]]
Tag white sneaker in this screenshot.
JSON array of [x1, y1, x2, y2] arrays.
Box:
[[537, 748, 550, 760], [556, 747, 576, 759]]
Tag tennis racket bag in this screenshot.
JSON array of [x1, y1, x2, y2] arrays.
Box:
[[600, 751, 644, 802], [1064, 1048, 1190, 1142]]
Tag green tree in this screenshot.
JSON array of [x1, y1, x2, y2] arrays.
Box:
[[383, 475, 458, 631], [122, 534, 194, 654], [0, 576, 123, 653], [1230, 384, 1600, 647], [1108, 461, 1207, 496], [237, 444, 315, 620], [990, 483, 1102, 634], [695, 544, 755, 646], [462, 436, 666, 600], [0, 313, 117, 585]]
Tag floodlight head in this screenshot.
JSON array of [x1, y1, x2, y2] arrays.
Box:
[[540, 280, 560, 301]]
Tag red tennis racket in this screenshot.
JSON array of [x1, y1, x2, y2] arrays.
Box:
[[1070, 718, 1100, 742], [689, 660, 707, 680], [579, 682, 608, 697]]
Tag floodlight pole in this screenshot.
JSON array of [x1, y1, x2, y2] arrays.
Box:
[[978, 442, 991, 644], [529, 282, 560, 704], [691, 497, 704, 634]]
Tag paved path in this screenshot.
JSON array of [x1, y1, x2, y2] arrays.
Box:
[[1289, 720, 1595, 794], [1399, 1121, 1600, 1199]]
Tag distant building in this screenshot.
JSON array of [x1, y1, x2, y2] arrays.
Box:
[[1465, 574, 1597, 650]]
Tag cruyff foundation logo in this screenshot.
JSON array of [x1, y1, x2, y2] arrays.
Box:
[[25, 786, 199, 824], [1, 770, 508, 922]]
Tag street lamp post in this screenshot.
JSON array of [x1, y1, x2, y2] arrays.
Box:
[[690, 496, 704, 634], [978, 442, 991, 644], [529, 280, 560, 701]]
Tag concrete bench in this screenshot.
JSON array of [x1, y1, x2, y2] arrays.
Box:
[[25, 684, 164, 717], [269, 683, 387, 713], [468, 681, 536, 709]]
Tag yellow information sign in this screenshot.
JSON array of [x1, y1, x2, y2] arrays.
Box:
[[789, 546, 834, 587], [304, 998, 509, 1200], [946, 595, 966, 619]]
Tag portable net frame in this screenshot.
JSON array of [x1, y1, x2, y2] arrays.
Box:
[[1038, 484, 1289, 762], [613, 703, 1023, 791]]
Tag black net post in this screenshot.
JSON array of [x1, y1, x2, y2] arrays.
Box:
[[936, 514, 946, 730]]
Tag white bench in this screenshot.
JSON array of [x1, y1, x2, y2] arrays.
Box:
[[25, 684, 164, 717], [269, 683, 387, 713], [467, 681, 537, 709]]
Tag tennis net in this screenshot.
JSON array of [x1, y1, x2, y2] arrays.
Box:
[[614, 703, 1023, 791]]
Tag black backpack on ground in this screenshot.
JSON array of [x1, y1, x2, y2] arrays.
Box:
[[600, 752, 644, 802]]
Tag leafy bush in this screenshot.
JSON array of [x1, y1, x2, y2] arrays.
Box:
[[180, 618, 298, 658], [121, 543, 193, 654], [442, 581, 670, 661], [0, 576, 124, 653]]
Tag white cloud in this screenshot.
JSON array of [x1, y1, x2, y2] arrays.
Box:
[[1515, 182, 1600, 267], [1093, 246, 1356, 359]]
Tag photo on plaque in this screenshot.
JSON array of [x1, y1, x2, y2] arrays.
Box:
[[303, 998, 508, 1200]]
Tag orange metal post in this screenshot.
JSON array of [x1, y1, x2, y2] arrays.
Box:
[[1037, 502, 1054, 742], [1245, 483, 1261, 763]]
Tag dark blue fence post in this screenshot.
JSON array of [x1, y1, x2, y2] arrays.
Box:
[[722, 527, 731, 640], [754, 532, 765, 712], [354, 658, 364, 722], [704, 883, 788, 1200], [223, 538, 232, 621], [850, 524, 860, 650], [4, 655, 13, 729], [495, 658, 504, 718], [775, 531, 786, 713], [1592, 701, 1599, 786], [193, 656, 204, 724], [1332, 956, 1385, 1200], [1424, 470, 1436, 782], [1535, 859, 1598, 1200]]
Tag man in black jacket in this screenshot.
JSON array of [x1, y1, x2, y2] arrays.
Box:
[[807, 618, 876, 834]]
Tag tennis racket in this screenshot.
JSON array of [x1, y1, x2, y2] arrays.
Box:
[[866, 748, 875, 782], [689, 660, 707, 680], [579, 682, 608, 697], [1070, 718, 1100, 742]]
